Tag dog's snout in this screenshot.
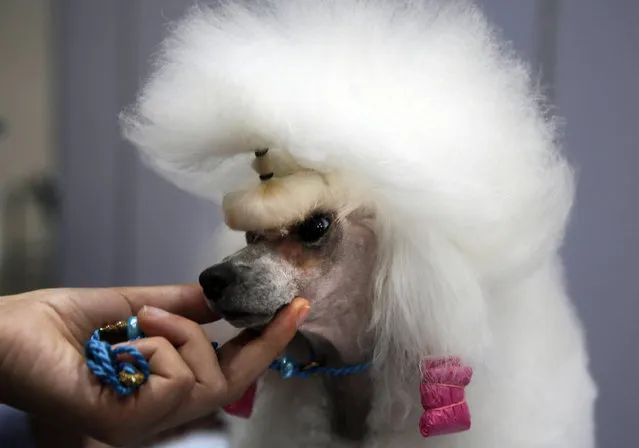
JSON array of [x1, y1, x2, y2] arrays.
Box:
[[199, 263, 237, 302]]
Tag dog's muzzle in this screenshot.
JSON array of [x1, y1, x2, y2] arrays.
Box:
[[198, 259, 295, 328]]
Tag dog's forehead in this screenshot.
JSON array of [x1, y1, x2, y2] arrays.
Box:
[[221, 148, 372, 233], [222, 172, 330, 231]]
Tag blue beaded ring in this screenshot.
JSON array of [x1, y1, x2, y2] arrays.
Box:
[[126, 316, 143, 340]]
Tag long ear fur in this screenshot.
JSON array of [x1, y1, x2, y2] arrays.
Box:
[[373, 222, 489, 365]]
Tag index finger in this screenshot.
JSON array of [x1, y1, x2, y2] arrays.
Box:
[[218, 298, 309, 397], [112, 284, 218, 324]]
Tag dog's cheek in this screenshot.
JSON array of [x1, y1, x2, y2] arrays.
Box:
[[257, 263, 301, 311]]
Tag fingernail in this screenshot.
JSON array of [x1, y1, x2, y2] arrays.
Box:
[[295, 303, 311, 327], [141, 305, 170, 317]]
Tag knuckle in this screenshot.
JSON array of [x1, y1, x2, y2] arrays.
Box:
[[147, 335, 174, 355], [174, 369, 196, 391], [208, 375, 228, 398], [154, 336, 173, 350], [183, 319, 207, 339]]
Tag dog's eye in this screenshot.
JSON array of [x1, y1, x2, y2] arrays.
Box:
[[296, 213, 332, 243]]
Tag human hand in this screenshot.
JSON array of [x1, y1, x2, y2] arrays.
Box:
[[0, 285, 309, 446]]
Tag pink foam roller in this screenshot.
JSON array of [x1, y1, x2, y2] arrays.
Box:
[[419, 357, 473, 438]]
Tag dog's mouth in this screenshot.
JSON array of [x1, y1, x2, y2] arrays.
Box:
[[219, 310, 274, 328]]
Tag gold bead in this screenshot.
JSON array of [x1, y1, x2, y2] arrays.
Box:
[[98, 320, 129, 344], [99, 320, 128, 334], [119, 370, 146, 387]]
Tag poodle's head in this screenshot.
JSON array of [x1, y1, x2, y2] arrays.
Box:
[[200, 204, 378, 362], [121, 0, 575, 364], [196, 159, 379, 362]]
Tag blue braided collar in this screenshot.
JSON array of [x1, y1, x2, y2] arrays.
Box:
[[212, 339, 370, 379], [269, 356, 371, 379]]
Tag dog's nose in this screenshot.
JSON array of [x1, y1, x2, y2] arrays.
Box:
[[199, 263, 237, 302]]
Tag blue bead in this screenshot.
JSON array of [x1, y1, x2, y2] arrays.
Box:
[[280, 357, 295, 379], [126, 316, 142, 340]]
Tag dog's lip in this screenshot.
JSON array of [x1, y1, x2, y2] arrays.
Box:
[[221, 311, 274, 328], [222, 310, 272, 319]]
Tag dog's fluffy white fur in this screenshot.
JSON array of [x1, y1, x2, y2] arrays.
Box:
[[121, 1, 597, 446]]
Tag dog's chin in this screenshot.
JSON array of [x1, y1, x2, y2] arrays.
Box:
[[204, 299, 274, 329], [221, 311, 273, 329]]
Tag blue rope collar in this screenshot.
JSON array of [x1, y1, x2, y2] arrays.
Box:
[[85, 316, 371, 396]]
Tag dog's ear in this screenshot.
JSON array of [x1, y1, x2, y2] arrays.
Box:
[[372, 228, 490, 365]]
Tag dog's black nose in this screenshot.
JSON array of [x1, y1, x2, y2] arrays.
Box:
[[199, 263, 237, 302]]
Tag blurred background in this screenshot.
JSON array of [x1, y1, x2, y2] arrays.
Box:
[[0, 0, 636, 447]]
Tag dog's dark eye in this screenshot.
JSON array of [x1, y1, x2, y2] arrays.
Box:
[[296, 213, 332, 243]]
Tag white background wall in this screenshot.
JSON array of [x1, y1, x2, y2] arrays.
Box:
[[56, 1, 639, 446]]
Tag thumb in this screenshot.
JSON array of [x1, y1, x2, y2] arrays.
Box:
[[218, 297, 310, 398]]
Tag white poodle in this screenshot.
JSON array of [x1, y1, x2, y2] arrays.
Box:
[[121, 1, 597, 447]]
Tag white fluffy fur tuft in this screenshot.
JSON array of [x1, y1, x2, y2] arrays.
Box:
[[122, 1, 595, 446]]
